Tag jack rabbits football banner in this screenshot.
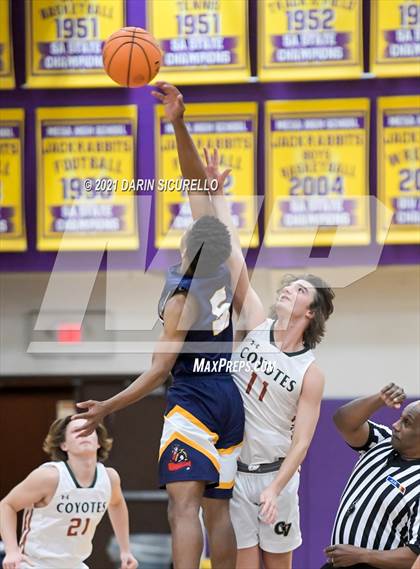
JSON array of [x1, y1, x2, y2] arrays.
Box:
[[25, 0, 125, 88], [370, 0, 420, 77], [36, 105, 139, 251], [377, 96, 420, 244], [258, 0, 363, 81], [265, 98, 370, 247], [0, 109, 26, 251], [0, 0, 15, 89], [155, 102, 258, 248], [147, 0, 250, 84]]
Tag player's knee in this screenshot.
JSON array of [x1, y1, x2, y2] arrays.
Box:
[[167, 494, 201, 525]]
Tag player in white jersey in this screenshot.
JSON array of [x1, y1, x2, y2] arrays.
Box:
[[0, 416, 137, 569], [205, 150, 335, 568], [177, 139, 335, 569]]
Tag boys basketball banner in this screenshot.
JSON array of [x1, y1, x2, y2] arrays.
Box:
[[265, 98, 370, 247], [0, 0, 15, 89], [377, 96, 420, 244], [36, 105, 139, 251], [25, 0, 125, 88], [371, 0, 420, 77], [0, 109, 26, 252], [155, 102, 258, 248], [147, 0, 250, 84], [258, 0, 363, 81]]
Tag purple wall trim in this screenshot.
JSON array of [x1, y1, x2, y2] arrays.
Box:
[[1, 0, 419, 272], [295, 399, 416, 568]]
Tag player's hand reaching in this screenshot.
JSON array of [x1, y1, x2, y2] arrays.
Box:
[[151, 81, 185, 122], [259, 483, 279, 525], [72, 400, 109, 436], [379, 382, 406, 409], [203, 147, 231, 196], [3, 550, 34, 569], [119, 551, 138, 569]]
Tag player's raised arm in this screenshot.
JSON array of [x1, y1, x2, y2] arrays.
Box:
[[73, 293, 198, 436], [106, 468, 138, 569], [151, 82, 213, 220], [205, 148, 265, 335], [333, 382, 406, 448], [0, 467, 58, 569]]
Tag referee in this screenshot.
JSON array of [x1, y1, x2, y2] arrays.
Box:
[[321, 383, 420, 569]]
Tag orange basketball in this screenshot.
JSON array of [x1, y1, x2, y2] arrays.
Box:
[[103, 27, 162, 87]]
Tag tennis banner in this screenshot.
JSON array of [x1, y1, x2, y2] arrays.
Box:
[[155, 102, 258, 248], [377, 96, 420, 244], [371, 0, 420, 77], [25, 0, 125, 88], [265, 98, 370, 247], [258, 0, 363, 81], [0, 0, 15, 90], [147, 0, 250, 84], [36, 105, 139, 251], [0, 109, 26, 252]]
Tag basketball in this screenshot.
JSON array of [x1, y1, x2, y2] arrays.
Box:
[[102, 27, 162, 87]]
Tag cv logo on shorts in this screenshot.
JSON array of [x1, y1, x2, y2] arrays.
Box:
[[274, 521, 292, 536], [168, 445, 192, 472]]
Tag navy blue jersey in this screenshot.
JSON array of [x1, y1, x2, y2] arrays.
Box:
[[158, 263, 233, 381]]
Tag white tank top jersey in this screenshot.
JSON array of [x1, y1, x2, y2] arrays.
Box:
[[232, 318, 315, 465], [20, 461, 112, 569]]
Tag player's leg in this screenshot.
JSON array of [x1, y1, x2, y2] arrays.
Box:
[[167, 480, 206, 569], [261, 550, 292, 569], [202, 497, 236, 569], [158, 400, 222, 568], [227, 471, 261, 569], [202, 388, 244, 569], [237, 545, 261, 569]]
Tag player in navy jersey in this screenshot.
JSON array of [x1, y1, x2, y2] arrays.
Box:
[[152, 83, 335, 569], [72, 88, 245, 568]]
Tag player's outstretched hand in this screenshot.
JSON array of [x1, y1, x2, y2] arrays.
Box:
[[3, 550, 34, 569], [120, 552, 138, 569], [72, 400, 108, 436], [203, 147, 231, 196], [380, 382, 406, 409], [151, 81, 185, 122], [259, 484, 278, 525]]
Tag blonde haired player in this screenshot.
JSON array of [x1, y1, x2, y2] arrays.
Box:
[[0, 416, 137, 569]]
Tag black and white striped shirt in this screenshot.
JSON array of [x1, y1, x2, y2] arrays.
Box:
[[332, 421, 420, 553]]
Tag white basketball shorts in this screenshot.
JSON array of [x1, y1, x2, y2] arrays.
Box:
[[230, 469, 301, 553]]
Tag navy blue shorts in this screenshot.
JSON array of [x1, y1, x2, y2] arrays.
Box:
[[159, 375, 244, 499]]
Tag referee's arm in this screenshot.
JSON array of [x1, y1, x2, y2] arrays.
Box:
[[362, 547, 418, 568], [333, 382, 405, 447], [326, 545, 418, 569]]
